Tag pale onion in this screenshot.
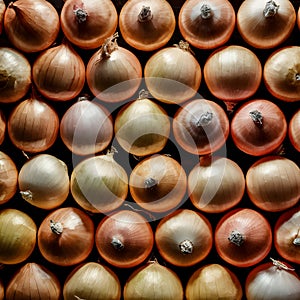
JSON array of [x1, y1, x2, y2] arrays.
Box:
[[172, 99, 229, 155], [264, 46, 300, 102], [6, 262, 61, 300], [7, 92, 59, 153], [123, 260, 184, 300], [188, 156, 245, 213], [95, 210, 154, 268], [0, 110, 5, 145], [4, 0, 60, 53], [0, 47, 31, 104], [215, 208, 272, 267], [129, 154, 187, 213], [245, 258, 300, 300], [0, 208, 36, 264], [144, 41, 201, 104], [246, 156, 300, 212], [61, 0, 118, 49], [155, 209, 213, 267], [114, 90, 170, 156], [186, 264, 243, 300], [60, 96, 113, 155], [0, 0, 5, 35], [86, 33, 142, 103], [32, 40, 85, 101], [289, 109, 300, 152], [0, 151, 18, 205], [70, 149, 128, 213], [37, 207, 94, 266], [119, 0, 176, 51], [0, 279, 3, 300], [178, 0, 236, 49], [237, 0, 296, 49]]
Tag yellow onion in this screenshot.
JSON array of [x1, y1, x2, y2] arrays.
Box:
[[0, 279, 3, 300], [0, 110, 5, 145], [0, 0, 5, 35], [289, 109, 300, 152], [63, 262, 121, 300], [298, 6, 300, 30]]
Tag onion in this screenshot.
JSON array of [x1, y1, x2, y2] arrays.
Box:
[[119, 0, 176, 51], [0, 151, 18, 205], [186, 264, 243, 300], [6, 262, 61, 300], [63, 262, 121, 300], [114, 90, 170, 156], [4, 0, 60, 53], [129, 154, 187, 213], [298, 6, 300, 30], [7, 93, 59, 153], [274, 207, 300, 264], [0, 208, 36, 264], [246, 156, 300, 212], [231, 99, 287, 156], [144, 41, 201, 104], [0, 47, 31, 104], [61, 0, 118, 49], [0, 111, 5, 145], [32, 40, 85, 101], [95, 210, 154, 268], [70, 148, 128, 213], [155, 209, 213, 267], [178, 0, 236, 50], [237, 0, 296, 49], [123, 260, 184, 300], [289, 109, 300, 152], [0, 0, 5, 35], [18, 154, 69, 210], [86, 33, 142, 103], [60, 96, 113, 156], [245, 258, 300, 300], [37, 207, 94, 266], [215, 208, 272, 267], [173, 99, 229, 155], [0, 279, 3, 300], [188, 156, 245, 213], [264, 46, 300, 102]]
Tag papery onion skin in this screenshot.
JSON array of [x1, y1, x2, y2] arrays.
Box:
[[0, 151, 18, 205], [0, 0, 5, 35], [119, 0, 176, 51], [179, 0, 236, 50], [0, 111, 5, 145], [289, 109, 300, 152], [0, 208, 36, 264], [6, 262, 61, 300], [95, 210, 154, 268], [246, 156, 300, 212], [0, 47, 31, 104], [4, 0, 60, 53], [63, 262, 121, 300], [186, 264, 243, 300]]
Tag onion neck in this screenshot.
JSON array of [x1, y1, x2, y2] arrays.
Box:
[[228, 230, 244, 246], [138, 6, 152, 22], [99, 33, 119, 59], [270, 258, 295, 271], [50, 220, 63, 235], [73, 4, 88, 24], [293, 229, 300, 245], [179, 240, 193, 254], [144, 177, 158, 190], [200, 4, 213, 19], [20, 190, 33, 201], [195, 112, 213, 127], [249, 110, 263, 127], [263, 0, 279, 18], [138, 89, 151, 100], [111, 237, 124, 250], [174, 41, 194, 55]]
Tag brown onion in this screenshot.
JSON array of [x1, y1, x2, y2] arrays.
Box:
[[0, 0, 5, 35], [179, 0, 236, 50], [0, 111, 5, 145], [144, 41, 201, 104], [264, 46, 300, 102], [155, 209, 213, 267], [237, 0, 296, 49], [95, 210, 154, 268], [289, 109, 300, 152], [0, 208, 36, 264], [38, 207, 94, 266], [0, 47, 31, 104], [173, 99, 229, 155], [61, 0, 118, 49], [6, 262, 61, 300], [231, 99, 287, 156], [0, 279, 3, 300], [298, 6, 300, 30], [215, 208, 272, 267], [129, 154, 187, 213], [246, 156, 300, 212], [4, 0, 60, 53], [188, 156, 245, 213], [119, 0, 176, 51]]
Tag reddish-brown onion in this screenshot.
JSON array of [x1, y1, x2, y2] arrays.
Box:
[[231, 99, 287, 156], [38, 207, 94, 266], [289, 109, 300, 152], [215, 208, 272, 267], [119, 0, 176, 51], [4, 0, 60, 53], [246, 156, 300, 212], [179, 0, 235, 50], [298, 6, 300, 30], [0, 111, 5, 145], [95, 210, 154, 268], [61, 0, 118, 49], [0, 0, 5, 35]]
